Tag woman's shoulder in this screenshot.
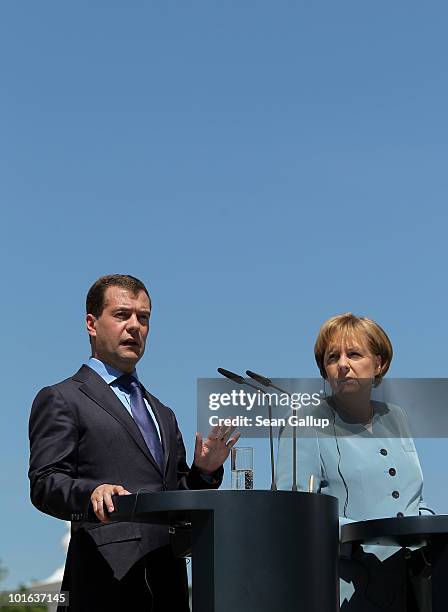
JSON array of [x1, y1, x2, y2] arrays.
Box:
[[373, 400, 403, 416], [373, 400, 413, 436]]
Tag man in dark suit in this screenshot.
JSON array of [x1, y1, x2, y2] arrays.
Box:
[[29, 274, 239, 612]]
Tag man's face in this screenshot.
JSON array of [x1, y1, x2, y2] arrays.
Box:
[[86, 286, 151, 373]]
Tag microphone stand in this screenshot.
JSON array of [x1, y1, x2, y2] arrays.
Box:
[[217, 368, 277, 491], [246, 371, 298, 492]]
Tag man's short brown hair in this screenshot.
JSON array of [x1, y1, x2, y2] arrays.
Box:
[[86, 274, 151, 318], [314, 313, 393, 387]]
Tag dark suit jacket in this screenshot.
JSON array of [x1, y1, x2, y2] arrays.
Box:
[[29, 364, 222, 581]]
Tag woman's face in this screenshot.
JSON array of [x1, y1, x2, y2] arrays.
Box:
[[323, 331, 381, 395]]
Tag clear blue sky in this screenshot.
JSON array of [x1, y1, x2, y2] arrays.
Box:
[[1, 0, 448, 588]]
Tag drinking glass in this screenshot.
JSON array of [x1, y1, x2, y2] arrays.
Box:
[[231, 447, 253, 490]]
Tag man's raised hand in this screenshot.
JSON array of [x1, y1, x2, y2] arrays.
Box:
[[193, 425, 241, 475]]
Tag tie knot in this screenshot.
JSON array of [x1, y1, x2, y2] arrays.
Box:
[[116, 374, 140, 394]]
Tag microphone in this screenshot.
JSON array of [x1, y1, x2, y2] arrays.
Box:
[[246, 370, 298, 492], [217, 368, 277, 491], [217, 368, 245, 385], [217, 368, 270, 394], [245, 370, 271, 387]]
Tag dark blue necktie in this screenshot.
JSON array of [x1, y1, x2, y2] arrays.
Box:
[[117, 375, 164, 469]]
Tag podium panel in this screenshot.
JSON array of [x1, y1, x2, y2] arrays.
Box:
[[341, 515, 448, 612], [113, 490, 338, 612]]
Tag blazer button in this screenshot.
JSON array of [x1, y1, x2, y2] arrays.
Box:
[[392, 490, 400, 499], [389, 468, 396, 476], [397, 512, 404, 517], [380, 448, 388, 456]]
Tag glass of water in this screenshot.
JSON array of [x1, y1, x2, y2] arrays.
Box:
[[231, 447, 253, 490]]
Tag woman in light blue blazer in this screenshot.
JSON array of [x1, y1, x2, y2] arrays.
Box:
[[277, 313, 432, 611]]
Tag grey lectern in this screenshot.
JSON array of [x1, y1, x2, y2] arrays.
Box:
[[113, 490, 339, 612]]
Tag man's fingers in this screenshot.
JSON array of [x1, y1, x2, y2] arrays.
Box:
[[103, 491, 114, 513], [207, 425, 235, 441], [96, 512, 109, 524], [95, 498, 107, 523], [194, 432, 202, 459], [227, 432, 241, 448], [215, 425, 227, 439], [91, 484, 129, 521], [222, 427, 236, 443], [207, 425, 219, 439]]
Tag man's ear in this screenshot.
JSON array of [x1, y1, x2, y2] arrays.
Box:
[[86, 314, 97, 338]]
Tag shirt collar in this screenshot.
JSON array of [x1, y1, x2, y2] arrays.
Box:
[[86, 357, 139, 385]]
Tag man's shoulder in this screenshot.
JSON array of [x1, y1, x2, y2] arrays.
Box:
[[34, 365, 100, 398]]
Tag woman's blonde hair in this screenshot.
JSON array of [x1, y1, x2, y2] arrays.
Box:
[[314, 313, 393, 387]]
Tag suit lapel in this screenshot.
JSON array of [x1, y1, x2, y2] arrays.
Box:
[[73, 365, 164, 475]]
